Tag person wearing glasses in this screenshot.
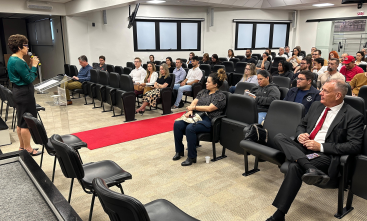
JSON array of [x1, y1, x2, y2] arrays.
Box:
[[283, 70, 320, 114], [293, 58, 312, 81], [7, 34, 41, 156], [130, 57, 147, 84], [229, 63, 258, 93]]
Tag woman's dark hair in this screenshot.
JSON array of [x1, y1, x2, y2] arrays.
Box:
[[293, 47, 300, 56], [189, 52, 195, 60], [149, 54, 155, 60], [210, 68, 227, 88], [166, 57, 175, 67], [8, 34, 28, 53], [257, 70, 272, 83], [314, 58, 324, 65], [357, 51, 365, 60], [278, 60, 290, 73], [212, 54, 220, 64], [263, 52, 269, 57], [228, 49, 234, 58]]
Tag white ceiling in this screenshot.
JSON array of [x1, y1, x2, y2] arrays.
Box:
[[140, 0, 350, 10]]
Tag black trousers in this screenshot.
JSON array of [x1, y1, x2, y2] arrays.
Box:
[[272, 133, 331, 214]]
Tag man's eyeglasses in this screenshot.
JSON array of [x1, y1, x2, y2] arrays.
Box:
[[296, 78, 307, 81], [245, 68, 251, 71], [300, 63, 307, 65]]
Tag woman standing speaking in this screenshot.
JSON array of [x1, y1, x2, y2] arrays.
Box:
[[7, 34, 41, 156]]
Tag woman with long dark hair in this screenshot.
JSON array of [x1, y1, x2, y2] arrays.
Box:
[[7, 34, 41, 156], [272, 60, 294, 80]]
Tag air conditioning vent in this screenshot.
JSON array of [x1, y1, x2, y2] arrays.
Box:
[[27, 1, 53, 10]]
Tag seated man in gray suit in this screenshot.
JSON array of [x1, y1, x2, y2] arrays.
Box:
[[266, 79, 364, 221]]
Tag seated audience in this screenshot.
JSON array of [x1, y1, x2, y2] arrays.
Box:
[[317, 58, 344, 89], [166, 57, 174, 68], [363, 48, 367, 61], [187, 52, 195, 64], [306, 46, 317, 57], [135, 62, 158, 96], [135, 64, 172, 115], [355, 51, 367, 65], [63, 55, 92, 105], [130, 57, 146, 84], [210, 54, 222, 70], [227, 49, 235, 60], [256, 52, 270, 73], [94, 55, 107, 71], [277, 47, 288, 59], [266, 79, 364, 221], [247, 70, 280, 124], [173, 70, 227, 166], [339, 53, 349, 71], [173, 59, 186, 84], [293, 57, 312, 80], [350, 71, 367, 96], [284, 46, 292, 58], [241, 49, 257, 65], [172, 56, 203, 109], [149, 54, 155, 63], [312, 49, 328, 66], [313, 58, 327, 76], [284, 70, 320, 114], [229, 63, 258, 93], [272, 60, 294, 80], [287, 47, 303, 70], [328, 51, 339, 62], [201, 53, 210, 64], [266, 48, 273, 60], [340, 55, 364, 82]]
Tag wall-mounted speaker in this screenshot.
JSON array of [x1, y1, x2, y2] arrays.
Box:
[[103, 10, 107, 25], [207, 8, 214, 27], [291, 11, 297, 29]]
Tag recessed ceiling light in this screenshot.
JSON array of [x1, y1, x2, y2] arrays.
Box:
[[147, 0, 166, 3], [312, 3, 334, 7]]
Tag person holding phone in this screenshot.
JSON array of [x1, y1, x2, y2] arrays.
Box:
[[7, 34, 41, 156]]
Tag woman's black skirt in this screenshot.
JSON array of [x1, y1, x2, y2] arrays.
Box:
[[12, 84, 37, 128]]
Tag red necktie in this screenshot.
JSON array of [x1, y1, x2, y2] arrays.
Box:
[[309, 108, 331, 140]]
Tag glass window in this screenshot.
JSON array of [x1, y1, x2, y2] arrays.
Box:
[[181, 23, 198, 50], [159, 22, 177, 50], [272, 24, 287, 48], [255, 24, 270, 48], [136, 22, 156, 50], [237, 24, 253, 49]]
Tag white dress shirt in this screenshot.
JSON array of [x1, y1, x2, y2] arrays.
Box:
[[186, 66, 203, 83], [311, 101, 344, 152], [146, 72, 158, 85], [276, 54, 288, 59], [129, 66, 146, 84]]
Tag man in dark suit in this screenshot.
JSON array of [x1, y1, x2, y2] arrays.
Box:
[[266, 79, 364, 221]]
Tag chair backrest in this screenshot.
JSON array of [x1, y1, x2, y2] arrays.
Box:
[[252, 54, 261, 60], [50, 134, 84, 179], [109, 72, 120, 88], [114, 66, 124, 75], [272, 76, 291, 88], [272, 57, 286, 67], [229, 58, 240, 65], [69, 65, 78, 77], [23, 112, 48, 146], [126, 62, 135, 69], [169, 67, 175, 73], [221, 91, 230, 114], [92, 63, 99, 68], [155, 65, 161, 73], [234, 82, 256, 94], [99, 71, 110, 86], [92, 178, 150, 221], [123, 67, 132, 75], [184, 68, 189, 74], [3, 88, 15, 107], [119, 74, 134, 91], [235, 55, 245, 61], [154, 61, 161, 65], [344, 95, 366, 124], [106, 64, 115, 73], [180, 58, 187, 63], [226, 94, 258, 123], [188, 63, 193, 69], [251, 56, 258, 63], [142, 64, 147, 70], [347, 83, 352, 96], [358, 85, 367, 111], [198, 56, 203, 61], [300, 50, 306, 57], [169, 73, 175, 89], [271, 52, 276, 59], [0, 84, 7, 101], [90, 69, 99, 83], [235, 62, 247, 74], [263, 100, 304, 148], [291, 79, 297, 88], [279, 87, 289, 100], [219, 80, 229, 91], [182, 63, 187, 69], [219, 57, 227, 62], [359, 64, 367, 72], [213, 65, 225, 73], [199, 64, 211, 76], [222, 61, 234, 73], [64, 64, 70, 76]]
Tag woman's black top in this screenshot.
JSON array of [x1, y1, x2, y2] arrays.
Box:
[[157, 75, 172, 87], [196, 89, 226, 119]]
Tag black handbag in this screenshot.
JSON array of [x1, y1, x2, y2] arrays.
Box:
[[243, 123, 268, 145]]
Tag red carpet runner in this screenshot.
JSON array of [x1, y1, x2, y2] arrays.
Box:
[[73, 112, 185, 150]]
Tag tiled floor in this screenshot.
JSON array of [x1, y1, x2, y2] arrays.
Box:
[[1, 88, 367, 221]]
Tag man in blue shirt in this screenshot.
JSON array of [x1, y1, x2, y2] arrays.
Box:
[[283, 70, 320, 114], [173, 58, 186, 84], [63, 55, 92, 105]]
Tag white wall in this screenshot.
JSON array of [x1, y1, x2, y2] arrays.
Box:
[[0, 0, 66, 15], [65, 5, 294, 67]]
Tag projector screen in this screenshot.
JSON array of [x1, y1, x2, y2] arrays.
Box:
[[27, 19, 53, 46]]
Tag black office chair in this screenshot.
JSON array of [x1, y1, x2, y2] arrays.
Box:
[[229, 58, 240, 65], [182, 63, 187, 69], [200, 64, 211, 76], [222, 61, 234, 73], [0, 66, 9, 88], [113, 74, 136, 122], [84, 69, 99, 105], [126, 62, 135, 69], [2, 88, 16, 130], [232, 62, 247, 86], [180, 58, 187, 64], [359, 64, 367, 72], [220, 80, 229, 91], [183, 74, 206, 104], [344, 95, 367, 124], [104, 72, 120, 113], [358, 85, 367, 114], [235, 55, 245, 61], [188, 63, 193, 69], [252, 54, 261, 60], [94, 70, 109, 109], [251, 56, 258, 63], [198, 56, 203, 61], [347, 83, 352, 96], [169, 67, 175, 73], [271, 52, 276, 59], [279, 87, 289, 100], [143, 64, 147, 70], [64, 64, 71, 77], [69, 65, 78, 77], [123, 67, 132, 75], [219, 57, 227, 62], [114, 66, 124, 75], [155, 65, 161, 73], [92, 177, 199, 221], [272, 57, 286, 69], [272, 76, 291, 88], [155, 74, 175, 115], [50, 134, 132, 221], [234, 82, 257, 94], [106, 64, 115, 73], [23, 113, 87, 182], [154, 61, 161, 65], [69, 65, 84, 99], [0, 84, 8, 117], [240, 100, 304, 176], [300, 50, 306, 58]]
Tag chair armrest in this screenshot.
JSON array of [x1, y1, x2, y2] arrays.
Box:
[[211, 115, 226, 142], [340, 155, 350, 166], [240, 140, 285, 166], [191, 83, 202, 99]]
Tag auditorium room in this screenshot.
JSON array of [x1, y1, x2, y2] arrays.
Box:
[[1, 0, 367, 220]]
